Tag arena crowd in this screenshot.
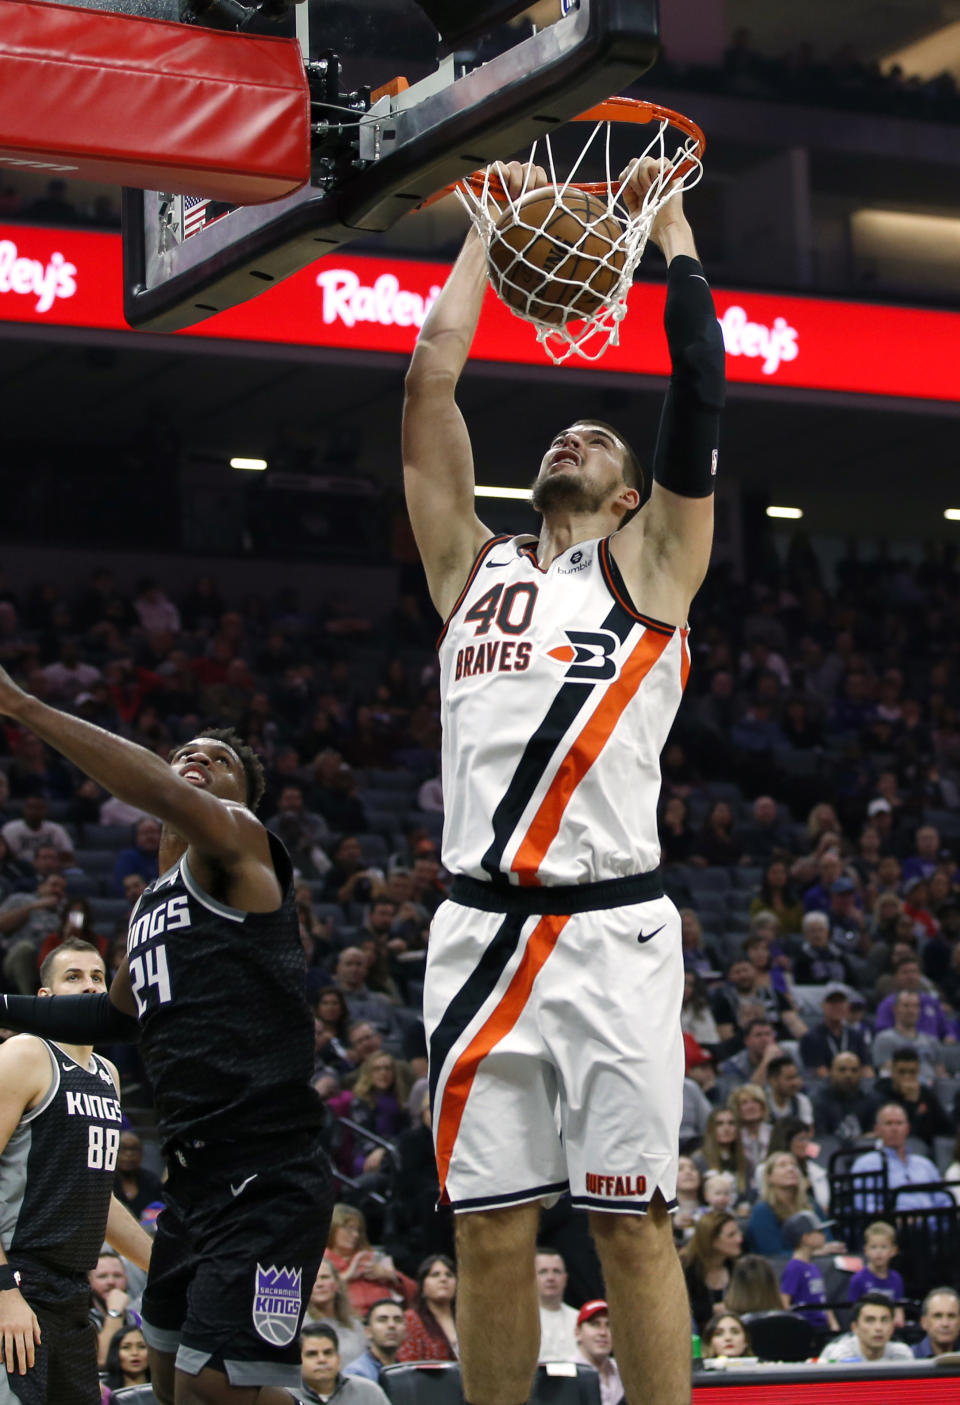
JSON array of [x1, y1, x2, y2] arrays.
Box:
[[2, 535, 960, 1391]]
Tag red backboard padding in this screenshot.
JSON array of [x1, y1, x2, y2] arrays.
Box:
[[0, 0, 310, 203]]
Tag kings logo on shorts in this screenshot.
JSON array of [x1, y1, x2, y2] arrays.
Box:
[[252, 1263, 303, 1346]]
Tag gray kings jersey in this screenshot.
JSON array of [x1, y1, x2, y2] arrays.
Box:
[[0, 1041, 120, 1273], [126, 832, 322, 1150]]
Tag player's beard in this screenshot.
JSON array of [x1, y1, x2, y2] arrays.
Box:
[[530, 467, 619, 515]]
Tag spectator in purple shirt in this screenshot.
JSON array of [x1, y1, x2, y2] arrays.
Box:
[[900, 826, 942, 887], [846, 1222, 904, 1326], [779, 1211, 838, 1333], [348, 1051, 411, 1175], [874, 956, 957, 1042]]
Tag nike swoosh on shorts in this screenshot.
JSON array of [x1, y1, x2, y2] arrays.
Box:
[[230, 1174, 258, 1197], [637, 924, 665, 943]]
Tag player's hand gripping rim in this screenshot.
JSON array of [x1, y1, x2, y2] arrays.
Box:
[[478, 160, 550, 216], [0, 1285, 41, 1375]]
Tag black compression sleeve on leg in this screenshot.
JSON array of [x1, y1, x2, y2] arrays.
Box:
[[651, 254, 726, 499], [1, 993, 140, 1043]]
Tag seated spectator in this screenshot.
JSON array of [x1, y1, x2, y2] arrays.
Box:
[[344, 1299, 407, 1383], [396, 1255, 458, 1362], [111, 817, 161, 896], [766, 1118, 829, 1215], [299, 1322, 390, 1405], [334, 950, 401, 1035], [750, 860, 804, 934], [730, 1084, 773, 1178], [812, 1052, 879, 1141], [325, 1205, 416, 1319], [801, 848, 846, 914], [723, 1254, 783, 1317], [304, 1259, 368, 1365], [536, 1248, 578, 1363], [0, 870, 67, 993], [674, 1156, 704, 1242], [321, 837, 383, 910], [691, 801, 746, 867], [41, 640, 101, 703], [310, 752, 368, 836], [713, 963, 796, 1046], [819, 1292, 913, 1364], [348, 1052, 412, 1175], [826, 876, 868, 955], [799, 987, 873, 1077], [793, 913, 856, 987], [779, 1212, 837, 1333], [913, 1287, 960, 1359], [315, 988, 353, 1074], [764, 1056, 814, 1126], [383, 1093, 454, 1272], [2, 794, 74, 865], [680, 1211, 743, 1332], [701, 1170, 737, 1217], [682, 970, 720, 1048], [679, 908, 722, 979], [741, 935, 807, 1040], [738, 795, 796, 866], [0, 831, 34, 899], [659, 793, 695, 864], [701, 1311, 752, 1360], [266, 784, 332, 877], [851, 1103, 953, 1212], [873, 1047, 953, 1148], [744, 1151, 812, 1254], [944, 1128, 960, 1206], [113, 1130, 164, 1220], [721, 1024, 781, 1097], [409, 848, 448, 917], [901, 825, 943, 887], [37, 898, 109, 970], [572, 1300, 624, 1405], [102, 1324, 150, 1395], [872, 995, 945, 1081], [847, 1221, 904, 1321], [88, 1250, 140, 1367], [692, 1108, 752, 1209], [874, 955, 957, 1042]]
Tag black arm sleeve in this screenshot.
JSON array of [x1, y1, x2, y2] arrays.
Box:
[[651, 254, 726, 498], [1, 993, 141, 1043]]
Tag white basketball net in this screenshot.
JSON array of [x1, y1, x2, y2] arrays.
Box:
[[457, 115, 703, 364]]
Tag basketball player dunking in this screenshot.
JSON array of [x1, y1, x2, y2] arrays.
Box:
[[403, 157, 725, 1405], [0, 704, 332, 1405]]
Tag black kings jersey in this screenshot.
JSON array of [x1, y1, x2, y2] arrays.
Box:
[[0, 1041, 119, 1274], [127, 832, 322, 1150]]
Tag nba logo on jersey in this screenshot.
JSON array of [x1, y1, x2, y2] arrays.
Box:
[[252, 1263, 303, 1345]]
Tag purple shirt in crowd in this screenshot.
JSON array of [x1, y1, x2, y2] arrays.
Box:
[[874, 991, 957, 1040], [780, 1258, 829, 1330], [847, 1266, 904, 1303]]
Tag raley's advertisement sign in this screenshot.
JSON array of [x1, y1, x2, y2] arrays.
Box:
[[690, 1374, 960, 1404], [1, 223, 959, 404]]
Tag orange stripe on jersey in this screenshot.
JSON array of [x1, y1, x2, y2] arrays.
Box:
[[680, 628, 691, 692], [510, 628, 674, 884], [434, 913, 569, 1196]]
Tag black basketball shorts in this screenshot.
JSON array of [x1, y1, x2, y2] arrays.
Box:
[[1, 1262, 99, 1405], [140, 1133, 333, 1391]]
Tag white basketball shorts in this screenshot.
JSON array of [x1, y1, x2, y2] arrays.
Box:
[[423, 873, 683, 1214]]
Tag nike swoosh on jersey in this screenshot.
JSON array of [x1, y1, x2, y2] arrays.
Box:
[[637, 924, 665, 943], [60, 1061, 74, 1071], [230, 1173, 258, 1197], [485, 560, 511, 568]]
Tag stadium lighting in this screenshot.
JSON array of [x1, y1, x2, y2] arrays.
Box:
[[475, 485, 533, 500], [230, 457, 268, 471], [766, 506, 803, 520], [944, 509, 960, 522]]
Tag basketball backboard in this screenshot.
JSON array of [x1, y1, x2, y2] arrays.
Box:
[[122, 0, 660, 331]]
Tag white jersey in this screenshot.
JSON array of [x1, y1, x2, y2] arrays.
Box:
[[438, 533, 690, 887]]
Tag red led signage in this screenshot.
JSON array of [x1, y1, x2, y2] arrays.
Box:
[[692, 1373, 960, 1404], [1, 223, 958, 403]]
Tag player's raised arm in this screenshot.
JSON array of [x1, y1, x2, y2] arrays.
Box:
[[403, 161, 547, 618], [613, 156, 726, 623], [0, 666, 258, 867]]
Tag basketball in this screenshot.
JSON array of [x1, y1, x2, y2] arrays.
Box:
[[486, 187, 625, 326]]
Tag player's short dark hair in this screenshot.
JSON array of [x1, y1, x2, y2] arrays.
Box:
[[301, 1322, 339, 1350], [534, 1245, 566, 1265], [580, 419, 644, 498], [171, 727, 265, 811], [39, 937, 102, 989], [852, 1291, 895, 1321], [766, 1055, 797, 1080], [365, 1298, 403, 1322], [891, 1047, 920, 1065]]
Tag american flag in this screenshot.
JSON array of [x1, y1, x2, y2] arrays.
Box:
[[182, 195, 210, 239]]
